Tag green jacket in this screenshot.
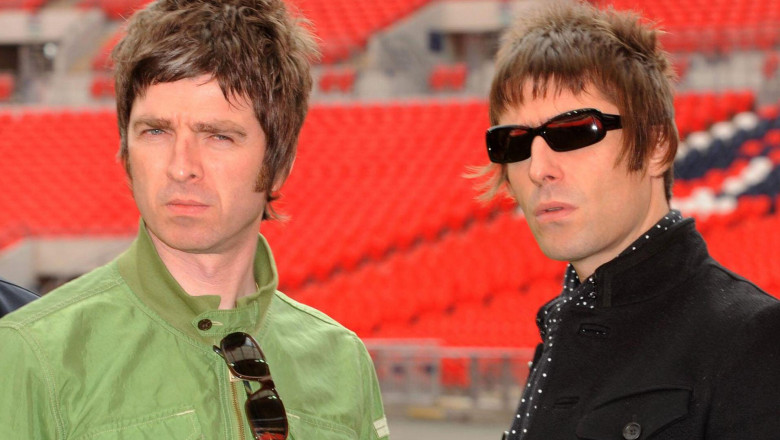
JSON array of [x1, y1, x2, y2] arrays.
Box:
[[0, 225, 389, 440]]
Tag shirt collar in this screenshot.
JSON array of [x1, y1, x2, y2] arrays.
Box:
[[117, 220, 278, 341], [596, 216, 709, 307], [561, 210, 696, 308]]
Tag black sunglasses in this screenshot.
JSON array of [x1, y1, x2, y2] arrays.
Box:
[[214, 332, 288, 440], [486, 108, 622, 164]]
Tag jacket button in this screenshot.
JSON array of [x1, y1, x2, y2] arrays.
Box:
[[623, 422, 641, 440], [197, 319, 212, 331]]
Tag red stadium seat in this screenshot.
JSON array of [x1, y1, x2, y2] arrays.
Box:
[[763, 52, 780, 79], [0, 73, 13, 101], [318, 67, 356, 93], [89, 74, 115, 98], [429, 63, 468, 92]]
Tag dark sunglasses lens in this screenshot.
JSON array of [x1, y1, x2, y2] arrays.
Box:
[[246, 388, 288, 440], [487, 127, 532, 163], [544, 113, 604, 151], [221, 333, 271, 379]]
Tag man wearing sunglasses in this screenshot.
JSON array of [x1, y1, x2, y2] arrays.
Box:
[[0, 1, 388, 439], [476, 3, 780, 440]]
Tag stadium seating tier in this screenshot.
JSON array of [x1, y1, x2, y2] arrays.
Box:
[[86, 0, 432, 65], [1, 91, 779, 348], [601, 0, 780, 52]]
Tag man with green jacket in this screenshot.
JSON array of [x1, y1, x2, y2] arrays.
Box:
[[0, 0, 388, 438]]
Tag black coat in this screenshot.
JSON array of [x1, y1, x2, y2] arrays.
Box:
[[0, 277, 38, 318], [520, 219, 780, 439]]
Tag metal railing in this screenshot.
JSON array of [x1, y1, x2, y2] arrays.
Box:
[[366, 339, 535, 418]]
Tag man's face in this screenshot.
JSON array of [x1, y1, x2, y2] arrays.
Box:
[[127, 75, 267, 255], [502, 83, 666, 277]]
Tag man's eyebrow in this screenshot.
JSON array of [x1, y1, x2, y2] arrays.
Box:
[[131, 117, 172, 131], [192, 121, 247, 139]]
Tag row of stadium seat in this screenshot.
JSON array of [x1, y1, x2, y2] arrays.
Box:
[[604, 0, 780, 52], [318, 67, 357, 93], [291, 0, 431, 63], [287, 211, 566, 336], [705, 208, 780, 292], [675, 138, 780, 199], [429, 63, 468, 92], [379, 202, 780, 386], [289, 198, 780, 343], [676, 112, 778, 181], [673, 90, 755, 138], [0, 109, 132, 249], [263, 100, 506, 287], [92, 63, 468, 96]]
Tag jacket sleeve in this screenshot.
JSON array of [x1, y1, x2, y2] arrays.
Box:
[[0, 326, 61, 439], [355, 339, 390, 439], [706, 302, 780, 439]]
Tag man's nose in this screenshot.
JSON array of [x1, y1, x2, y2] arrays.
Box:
[[167, 135, 203, 182], [527, 136, 562, 186]]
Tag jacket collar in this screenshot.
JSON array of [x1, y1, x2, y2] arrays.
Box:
[[117, 220, 278, 341], [593, 218, 711, 308]]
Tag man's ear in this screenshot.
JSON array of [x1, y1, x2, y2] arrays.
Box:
[[648, 142, 672, 178]]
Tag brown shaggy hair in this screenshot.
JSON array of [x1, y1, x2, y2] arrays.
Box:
[[476, 1, 678, 201], [112, 0, 318, 220]]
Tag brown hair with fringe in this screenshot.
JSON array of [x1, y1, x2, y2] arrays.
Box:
[[112, 0, 318, 220], [473, 1, 678, 202]]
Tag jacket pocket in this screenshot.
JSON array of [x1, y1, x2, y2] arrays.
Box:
[[75, 408, 202, 440], [576, 387, 690, 440], [287, 412, 358, 440]]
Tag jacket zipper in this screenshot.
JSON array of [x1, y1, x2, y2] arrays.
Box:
[[231, 380, 247, 440]]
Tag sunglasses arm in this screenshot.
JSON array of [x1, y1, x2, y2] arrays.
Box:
[[242, 380, 255, 396]]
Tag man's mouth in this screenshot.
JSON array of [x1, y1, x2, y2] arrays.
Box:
[[534, 202, 575, 221], [166, 199, 209, 215]]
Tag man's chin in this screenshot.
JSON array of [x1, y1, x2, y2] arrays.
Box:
[[537, 240, 583, 263], [146, 222, 215, 254], [163, 240, 219, 255]]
